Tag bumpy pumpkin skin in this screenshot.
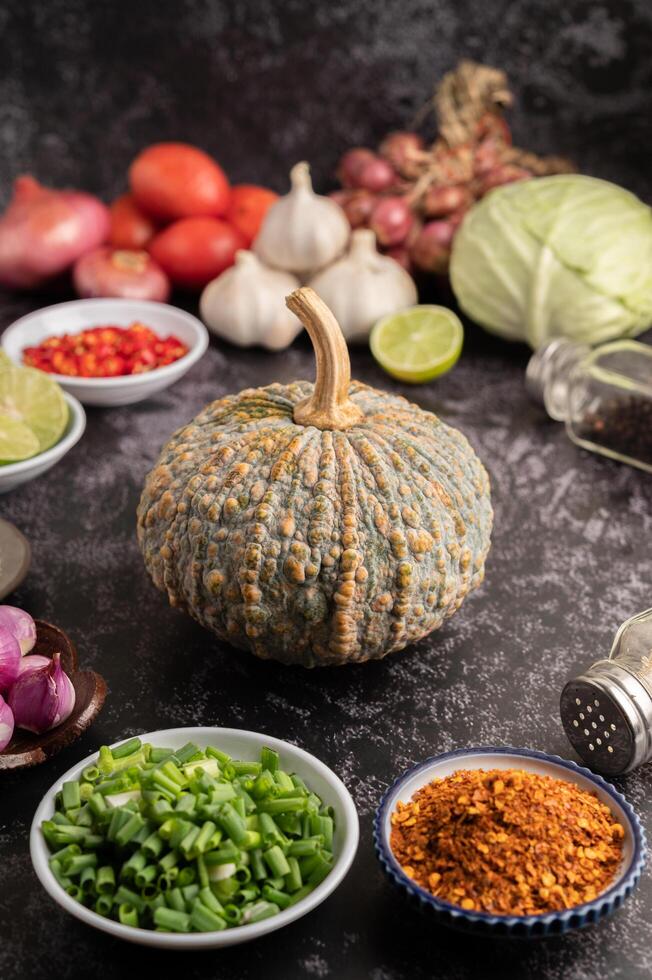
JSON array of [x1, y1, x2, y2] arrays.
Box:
[[137, 380, 492, 666]]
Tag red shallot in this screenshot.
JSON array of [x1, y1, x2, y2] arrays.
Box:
[[8, 651, 75, 734], [336, 148, 376, 188], [73, 247, 171, 301], [355, 157, 397, 193], [0, 176, 110, 289], [409, 220, 457, 274], [477, 164, 531, 195], [0, 627, 21, 692], [15, 654, 50, 677], [330, 190, 377, 229], [0, 695, 13, 751], [370, 196, 414, 247], [0, 605, 36, 655], [379, 131, 425, 178], [423, 184, 472, 218]]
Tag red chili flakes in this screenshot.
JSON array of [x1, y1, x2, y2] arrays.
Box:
[[390, 768, 625, 916], [23, 322, 189, 378]]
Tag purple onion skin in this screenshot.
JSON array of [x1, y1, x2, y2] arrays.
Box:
[[7, 652, 75, 734], [0, 605, 37, 655], [0, 627, 21, 693], [0, 694, 13, 750], [16, 654, 50, 677]]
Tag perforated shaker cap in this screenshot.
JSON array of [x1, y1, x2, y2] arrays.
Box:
[[560, 660, 652, 775]]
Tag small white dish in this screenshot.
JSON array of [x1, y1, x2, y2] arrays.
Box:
[[0, 392, 85, 494], [2, 298, 208, 407], [30, 726, 359, 949]]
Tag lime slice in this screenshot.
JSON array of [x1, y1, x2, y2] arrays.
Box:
[[0, 414, 40, 463], [0, 352, 67, 453], [370, 305, 464, 384]]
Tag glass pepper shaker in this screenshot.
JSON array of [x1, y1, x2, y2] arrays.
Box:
[[525, 338, 652, 473], [560, 608, 652, 774]]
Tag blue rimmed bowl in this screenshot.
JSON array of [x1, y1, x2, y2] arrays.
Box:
[[374, 746, 646, 939]]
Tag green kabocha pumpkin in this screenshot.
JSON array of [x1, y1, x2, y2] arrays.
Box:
[[137, 288, 492, 666]]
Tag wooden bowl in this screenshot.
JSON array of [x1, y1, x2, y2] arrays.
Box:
[[0, 620, 107, 771]]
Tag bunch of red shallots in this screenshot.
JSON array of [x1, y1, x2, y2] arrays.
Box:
[[332, 61, 574, 276]]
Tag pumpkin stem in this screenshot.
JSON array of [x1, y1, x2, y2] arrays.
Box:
[[286, 287, 365, 431]]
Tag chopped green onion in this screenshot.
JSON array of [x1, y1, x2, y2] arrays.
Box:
[[118, 902, 139, 927], [245, 900, 280, 923], [62, 781, 81, 810], [40, 739, 336, 934], [166, 887, 186, 913], [262, 884, 292, 909], [154, 906, 191, 932], [285, 856, 302, 893], [96, 865, 116, 894], [173, 743, 202, 765], [264, 845, 291, 878], [258, 797, 307, 815], [114, 885, 146, 913], [64, 853, 98, 876], [95, 895, 113, 916], [112, 737, 142, 760]]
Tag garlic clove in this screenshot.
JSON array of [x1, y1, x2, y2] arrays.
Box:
[[200, 250, 302, 351], [308, 229, 417, 343], [7, 651, 75, 734], [253, 162, 350, 275], [0, 694, 14, 750]]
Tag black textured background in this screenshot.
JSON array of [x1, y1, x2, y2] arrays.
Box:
[[1, 2, 652, 978]]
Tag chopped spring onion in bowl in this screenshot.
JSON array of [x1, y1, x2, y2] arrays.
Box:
[[30, 727, 359, 949]]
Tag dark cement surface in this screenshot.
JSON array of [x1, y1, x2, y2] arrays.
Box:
[[1, 2, 652, 978]]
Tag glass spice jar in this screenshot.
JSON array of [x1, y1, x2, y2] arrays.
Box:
[[561, 608, 652, 774], [525, 338, 652, 473]]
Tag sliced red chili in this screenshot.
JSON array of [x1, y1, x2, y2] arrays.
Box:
[[22, 321, 189, 378]]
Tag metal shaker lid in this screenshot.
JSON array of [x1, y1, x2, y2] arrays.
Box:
[[560, 660, 652, 775]]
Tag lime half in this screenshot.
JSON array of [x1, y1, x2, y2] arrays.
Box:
[[370, 305, 464, 384], [0, 414, 40, 463], [0, 352, 67, 453]]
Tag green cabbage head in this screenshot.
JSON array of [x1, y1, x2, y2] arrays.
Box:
[[450, 175, 652, 348]]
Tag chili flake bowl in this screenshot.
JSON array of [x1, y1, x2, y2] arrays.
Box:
[[30, 726, 359, 949], [0, 391, 85, 494], [374, 746, 646, 939], [1, 298, 208, 407]]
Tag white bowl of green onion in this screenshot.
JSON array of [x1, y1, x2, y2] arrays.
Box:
[[30, 727, 359, 948]]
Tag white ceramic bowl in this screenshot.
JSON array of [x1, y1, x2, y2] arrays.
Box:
[[0, 392, 85, 494], [2, 299, 208, 407], [30, 726, 359, 949]]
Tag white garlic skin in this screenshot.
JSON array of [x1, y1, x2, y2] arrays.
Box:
[[308, 229, 418, 343], [200, 250, 302, 351], [254, 162, 350, 276]]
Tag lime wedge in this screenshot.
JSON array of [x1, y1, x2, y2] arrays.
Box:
[[0, 414, 40, 463], [0, 352, 67, 453], [370, 305, 464, 383]]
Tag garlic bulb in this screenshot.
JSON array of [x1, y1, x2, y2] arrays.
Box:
[[308, 229, 417, 342], [200, 250, 302, 351], [254, 162, 350, 276]]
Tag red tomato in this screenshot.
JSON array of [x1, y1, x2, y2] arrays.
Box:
[[109, 194, 157, 249], [226, 185, 278, 246], [149, 217, 245, 289], [129, 143, 230, 221]]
